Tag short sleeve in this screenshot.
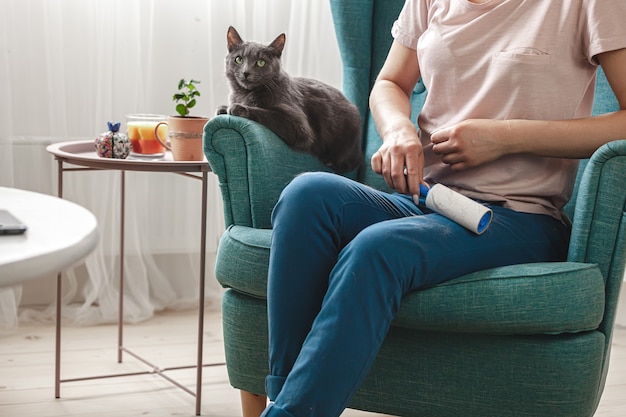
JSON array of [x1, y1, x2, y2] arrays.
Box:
[[391, 0, 431, 50], [582, 0, 626, 64]]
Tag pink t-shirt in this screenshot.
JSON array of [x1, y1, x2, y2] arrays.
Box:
[[392, 0, 626, 220]]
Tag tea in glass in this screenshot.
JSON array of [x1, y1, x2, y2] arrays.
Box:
[[126, 114, 168, 158]]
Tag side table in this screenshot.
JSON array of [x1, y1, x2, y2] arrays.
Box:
[[46, 140, 222, 416]]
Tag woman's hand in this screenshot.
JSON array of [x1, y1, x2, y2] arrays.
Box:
[[371, 126, 424, 196], [369, 40, 424, 196], [430, 119, 511, 171]]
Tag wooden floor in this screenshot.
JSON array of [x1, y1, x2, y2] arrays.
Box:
[[1, 295, 624, 417]]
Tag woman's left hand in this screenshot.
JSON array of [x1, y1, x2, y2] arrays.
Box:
[[430, 119, 511, 171]]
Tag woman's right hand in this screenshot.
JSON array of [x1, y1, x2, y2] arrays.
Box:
[[369, 39, 424, 197], [371, 124, 424, 196]]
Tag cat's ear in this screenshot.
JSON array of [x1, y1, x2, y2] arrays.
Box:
[[269, 33, 286, 57], [227, 26, 244, 52]]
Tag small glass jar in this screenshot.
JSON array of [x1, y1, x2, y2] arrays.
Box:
[[126, 114, 168, 159]]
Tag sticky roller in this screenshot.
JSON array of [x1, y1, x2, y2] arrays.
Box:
[[414, 184, 493, 235]]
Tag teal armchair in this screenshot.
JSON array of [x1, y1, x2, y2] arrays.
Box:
[[203, 1, 626, 416]]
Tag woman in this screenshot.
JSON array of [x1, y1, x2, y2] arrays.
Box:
[[260, 1, 626, 416]]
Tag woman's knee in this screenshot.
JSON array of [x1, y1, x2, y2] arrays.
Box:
[[272, 173, 350, 222], [282, 172, 347, 200]]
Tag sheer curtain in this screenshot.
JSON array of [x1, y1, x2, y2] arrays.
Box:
[[0, 0, 342, 334]]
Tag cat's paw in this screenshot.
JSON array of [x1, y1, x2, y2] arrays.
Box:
[[216, 105, 228, 115], [228, 104, 249, 118]]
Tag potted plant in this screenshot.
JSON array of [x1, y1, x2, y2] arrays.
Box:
[[155, 78, 210, 161]]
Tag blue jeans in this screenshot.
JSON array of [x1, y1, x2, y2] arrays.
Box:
[[261, 172, 569, 417]]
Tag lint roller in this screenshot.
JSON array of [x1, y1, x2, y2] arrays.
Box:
[[414, 184, 493, 235]]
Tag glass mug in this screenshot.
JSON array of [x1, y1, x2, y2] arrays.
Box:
[[126, 114, 168, 158]]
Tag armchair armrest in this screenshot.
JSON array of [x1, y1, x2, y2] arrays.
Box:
[[568, 139, 626, 335], [204, 115, 331, 229]]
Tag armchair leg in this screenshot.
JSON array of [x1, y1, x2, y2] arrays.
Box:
[[240, 390, 268, 417]]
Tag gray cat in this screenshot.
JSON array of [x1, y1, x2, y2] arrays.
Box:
[[217, 26, 363, 173]]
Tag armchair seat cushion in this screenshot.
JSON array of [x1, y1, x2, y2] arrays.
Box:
[[215, 225, 606, 335]]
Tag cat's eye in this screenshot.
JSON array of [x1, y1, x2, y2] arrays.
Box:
[[256, 59, 266, 67], [235, 56, 243, 65]]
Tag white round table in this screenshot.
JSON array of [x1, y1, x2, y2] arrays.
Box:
[[0, 186, 99, 287]]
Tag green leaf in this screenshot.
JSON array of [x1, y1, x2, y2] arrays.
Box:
[[173, 93, 185, 101], [176, 103, 188, 117], [188, 99, 196, 109], [178, 79, 185, 90]]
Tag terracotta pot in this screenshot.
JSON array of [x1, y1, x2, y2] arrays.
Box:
[[155, 116, 209, 161]]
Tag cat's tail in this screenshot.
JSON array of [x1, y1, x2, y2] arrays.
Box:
[[331, 153, 363, 173], [328, 136, 363, 173]]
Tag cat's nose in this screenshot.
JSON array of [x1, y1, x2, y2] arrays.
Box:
[[243, 72, 250, 79]]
